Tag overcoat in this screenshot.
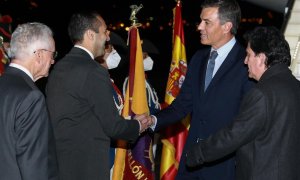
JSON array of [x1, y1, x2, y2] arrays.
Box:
[[188, 64, 300, 180]]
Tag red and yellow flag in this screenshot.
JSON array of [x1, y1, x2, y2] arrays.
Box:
[[160, 1, 190, 179], [112, 26, 154, 180]]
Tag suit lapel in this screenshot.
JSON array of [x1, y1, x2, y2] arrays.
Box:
[[205, 42, 243, 91], [199, 50, 210, 95]]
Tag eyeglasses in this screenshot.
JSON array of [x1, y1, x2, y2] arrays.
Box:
[[34, 49, 58, 59]]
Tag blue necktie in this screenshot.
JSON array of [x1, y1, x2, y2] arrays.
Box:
[[205, 50, 218, 90]]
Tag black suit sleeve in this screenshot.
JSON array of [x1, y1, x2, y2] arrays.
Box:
[[85, 67, 139, 142], [15, 90, 49, 180], [186, 88, 266, 167]]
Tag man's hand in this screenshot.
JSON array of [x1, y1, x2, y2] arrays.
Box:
[[134, 114, 154, 133]]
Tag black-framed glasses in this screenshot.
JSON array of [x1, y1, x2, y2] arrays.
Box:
[[34, 49, 58, 59]]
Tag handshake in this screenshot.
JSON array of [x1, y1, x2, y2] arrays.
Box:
[[134, 114, 155, 133]]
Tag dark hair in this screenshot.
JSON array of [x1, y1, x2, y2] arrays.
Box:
[[245, 26, 291, 67], [68, 11, 102, 44], [201, 0, 241, 35]]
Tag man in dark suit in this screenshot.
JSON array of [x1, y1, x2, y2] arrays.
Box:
[[46, 11, 150, 180], [0, 22, 57, 180], [143, 0, 254, 179], [186, 26, 300, 180]]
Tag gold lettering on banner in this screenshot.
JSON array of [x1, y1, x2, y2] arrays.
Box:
[[127, 151, 148, 180]]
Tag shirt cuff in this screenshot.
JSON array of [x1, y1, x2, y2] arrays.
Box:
[[150, 115, 157, 131], [137, 119, 142, 132]]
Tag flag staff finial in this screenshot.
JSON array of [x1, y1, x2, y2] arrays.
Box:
[[129, 4, 143, 26]]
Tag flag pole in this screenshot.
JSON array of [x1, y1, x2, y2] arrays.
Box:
[[128, 4, 143, 117]]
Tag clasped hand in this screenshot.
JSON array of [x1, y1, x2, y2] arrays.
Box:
[[133, 114, 154, 133]]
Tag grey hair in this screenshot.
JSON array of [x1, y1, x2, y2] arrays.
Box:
[[8, 22, 53, 59]]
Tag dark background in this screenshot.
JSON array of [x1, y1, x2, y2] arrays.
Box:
[[0, 0, 284, 101]]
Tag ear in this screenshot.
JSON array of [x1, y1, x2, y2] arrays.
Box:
[[34, 50, 42, 63], [86, 29, 95, 41], [257, 53, 267, 69], [222, 22, 233, 34]]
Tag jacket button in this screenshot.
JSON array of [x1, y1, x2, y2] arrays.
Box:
[[196, 137, 203, 143]]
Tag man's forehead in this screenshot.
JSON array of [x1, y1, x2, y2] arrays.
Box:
[[200, 7, 219, 20], [96, 16, 106, 27], [246, 45, 253, 53]]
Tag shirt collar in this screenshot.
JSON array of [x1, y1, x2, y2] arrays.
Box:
[[9, 63, 34, 81], [74, 45, 94, 59], [211, 37, 236, 58]]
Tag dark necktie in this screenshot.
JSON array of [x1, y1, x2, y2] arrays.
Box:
[[205, 50, 218, 90]]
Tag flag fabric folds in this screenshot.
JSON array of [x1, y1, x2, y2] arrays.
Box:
[[112, 26, 154, 180], [160, 1, 190, 179]]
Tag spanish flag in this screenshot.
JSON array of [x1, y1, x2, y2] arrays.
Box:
[[112, 26, 154, 180], [160, 1, 190, 179]]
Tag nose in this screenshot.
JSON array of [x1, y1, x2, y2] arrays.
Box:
[[106, 30, 110, 42], [244, 57, 248, 64], [198, 21, 204, 31]]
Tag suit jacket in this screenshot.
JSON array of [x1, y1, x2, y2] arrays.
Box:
[[155, 42, 254, 179], [0, 67, 57, 180], [187, 64, 300, 180], [46, 47, 140, 180]]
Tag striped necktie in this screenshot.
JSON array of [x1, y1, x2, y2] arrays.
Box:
[[204, 50, 218, 90]]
